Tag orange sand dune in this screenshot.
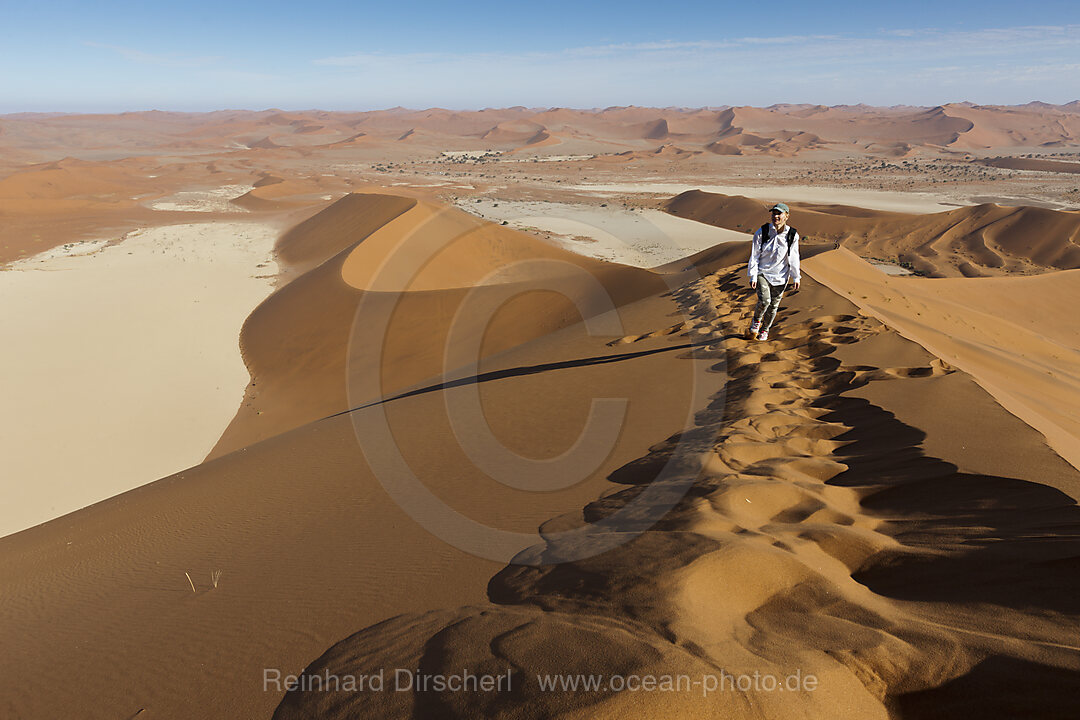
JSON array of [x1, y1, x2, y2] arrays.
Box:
[[665, 189, 1080, 277], [480, 120, 549, 145], [231, 173, 339, 211], [0, 156, 277, 262], [729, 104, 974, 146], [942, 102, 1080, 149], [0, 157, 143, 211], [4, 100, 1080, 719]]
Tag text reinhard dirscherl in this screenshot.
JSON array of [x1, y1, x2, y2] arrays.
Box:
[[263, 668, 819, 697]]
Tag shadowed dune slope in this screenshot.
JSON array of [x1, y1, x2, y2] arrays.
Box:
[[272, 192, 417, 274], [211, 193, 670, 456], [665, 189, 1080, 277]]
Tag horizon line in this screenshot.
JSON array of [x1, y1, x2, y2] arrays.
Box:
[[5, 99, 1080, 117]]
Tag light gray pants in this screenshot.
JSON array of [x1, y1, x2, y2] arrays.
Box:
[[753, 274, 788, 332]]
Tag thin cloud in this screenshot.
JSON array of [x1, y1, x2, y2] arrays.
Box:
[[86, 42, 221, 68], [313, 24, 1079, 71]]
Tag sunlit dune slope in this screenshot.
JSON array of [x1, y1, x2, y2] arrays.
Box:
[[210, 193, 671, 456]]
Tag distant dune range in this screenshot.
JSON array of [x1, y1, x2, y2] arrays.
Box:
[[4, 102, 1080, 265], [4, 103, 1080, 166], [665, 189, 1080, 277]]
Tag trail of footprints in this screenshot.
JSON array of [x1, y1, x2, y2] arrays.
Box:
[[672, 276, 906, 566], [671, 270, 954, 553], [619, 268, 980, 708], [607, 321, 687, 346], [507, 268, 974, 710]]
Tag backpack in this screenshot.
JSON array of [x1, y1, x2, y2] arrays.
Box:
[[760, 223, 798, 248]]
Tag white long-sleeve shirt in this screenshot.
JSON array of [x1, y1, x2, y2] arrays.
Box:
[[748, 224, 801, 286]]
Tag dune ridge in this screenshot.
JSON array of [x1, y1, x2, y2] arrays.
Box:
[[4, 187, 1080, 718]]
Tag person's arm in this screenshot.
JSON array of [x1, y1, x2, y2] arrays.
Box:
[[748, 228, 761, 287], [788, 232, 801, 290]]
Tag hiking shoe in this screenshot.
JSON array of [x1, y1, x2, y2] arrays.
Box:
[[757, 329, 769, 341]]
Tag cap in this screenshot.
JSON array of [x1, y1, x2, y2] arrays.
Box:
[[770, 203, 790, 213]]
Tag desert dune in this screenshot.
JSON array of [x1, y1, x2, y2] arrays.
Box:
[[2, 105, 1080, 719]]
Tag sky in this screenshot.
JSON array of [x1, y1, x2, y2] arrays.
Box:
[[1, 0, 1078, 112]]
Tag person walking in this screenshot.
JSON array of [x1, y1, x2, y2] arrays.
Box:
[[747, 202, 801, 341]]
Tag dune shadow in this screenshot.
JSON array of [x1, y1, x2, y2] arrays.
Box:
[[819, 395, 1080, 614], [895, 655, 1080, 720], [330, 341, 703, 418]]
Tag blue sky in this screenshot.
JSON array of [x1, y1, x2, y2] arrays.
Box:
[[1, 1, 1078, 112]]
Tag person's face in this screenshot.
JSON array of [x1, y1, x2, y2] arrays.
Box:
[[771, 210, 788, 229]]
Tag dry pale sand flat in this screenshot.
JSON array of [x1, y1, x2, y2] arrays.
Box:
[[458, 198, 748, 266], [565, 182, 962, 214], [149, 184, 254, 212], [804, 248, 1080, 473], [0, 222, 278, 537]]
